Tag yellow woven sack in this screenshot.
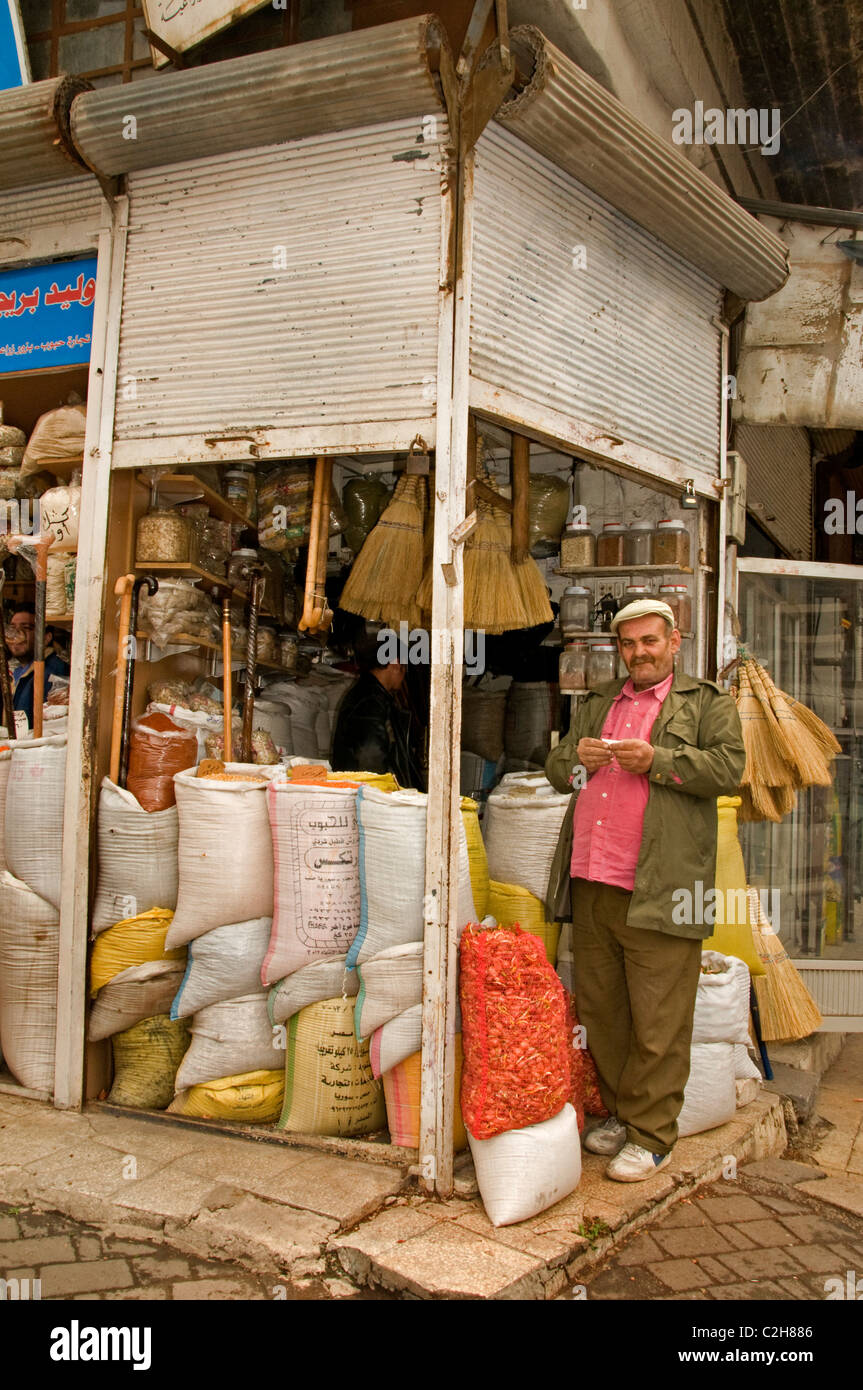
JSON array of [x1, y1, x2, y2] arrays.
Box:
[[108, 1014, 190, 1109], [329, 771, 399, 791], [169, 1070, 284, 1122], [488, 880, 560, 966], [382, 1041, 468, 1150], [279, 995, 385, 1137], [90, 908, 185, 996], [460, 797, 490, 919], [701, 796, 765, 976]]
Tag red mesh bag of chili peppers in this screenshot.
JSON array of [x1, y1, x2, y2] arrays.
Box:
[[459, 924, 571, 1140]]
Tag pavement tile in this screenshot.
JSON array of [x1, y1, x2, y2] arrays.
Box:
[[74, 1236, 102, 1260], [187, 1193, 338, 1267], [715, 1246, 806, 1281], [735, 1218, 797, 1248], [654, 1201, 710, 1229], [40, 1258, 134, 1297], [707, 1279, 794, 1301], [714, 1223, 756, 1250], [691, 1256, 739, 1285], [359, 1221, 545, 1299], [20, 1146, 164, 1199], [132, 1254, 190, 1280], [779, 1212, 856, 1243], [451, 1207, 573, 1263], [775, 1276, 824, 1300], [790, 1244, 850, 1274], [0, 1123, 74, 1168], [261, 1154, 406, 1224], [114, 1288, 169, 1300], [331, 1203, 439, 1260], [653, 1226, 732, 1258], [0, 1215, 20, 1239], [172, 1278, 268, 1300], [0, 1234, 76, 1266], [112, 1168, 235, 1221], [796, 1177, 863, 1219], [740, 1158, 826, 1186], [753, 1194, 803, 1215], [614, 1232, 664, 1266], [693, 1195, 771, 1223], [828, 1241, 863, 1265], [648, 1258, 712, 1292]]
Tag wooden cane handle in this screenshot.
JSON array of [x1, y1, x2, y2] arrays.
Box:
[[110, 575, 135, 783]]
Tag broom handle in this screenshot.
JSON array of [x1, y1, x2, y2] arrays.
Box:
[[511, 433, 530, 564], [749, 982, 773, 1080]]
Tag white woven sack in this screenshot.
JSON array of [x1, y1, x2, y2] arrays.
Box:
[[167, 765, 276, 948], [469, 1103, 582, 1227], [92, 778, 179, 935], [678, 1042, 737, 1137], [355, 941, 423, 1040], [0, 748, 10, 874], [370, 1003, 422, 1078], [347, 785, 475, 968], [0, 870, 59, 1091], [171, 917, 272, 1019], [266, 685, 326, 759], [5, 734, 66, 909], [88, 959, 186, 1041], [251, 699, 292, 751], [174, 992, 278, 1091], [692, 952, 751, 1046], [483, 779, 571, 905], [734, 1044, 761, 1081], [263, 782, 360, 983], [268, 955, 358, 1026]]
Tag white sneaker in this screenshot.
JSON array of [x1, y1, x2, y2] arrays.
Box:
[[606, 1142, 672, 1182], [583, 1116, 627, 1155]]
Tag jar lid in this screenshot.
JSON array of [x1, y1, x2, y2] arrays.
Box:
[[231, 547, 257, 558], [659, 583, 688, 593], [592, 643, 616, 651], [657, 518, 686, 529], [601, 521, 625, 532], [625, 584, 652, 593], [563, 584, 592, 595], [565, 522, 593, 534], [224, 469, 250, 481], [564, 641, 589, 649], [626, 520, 654, 530]]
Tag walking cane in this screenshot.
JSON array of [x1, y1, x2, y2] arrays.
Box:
[[240, 567, 264, 765], [0, 566, 17, 739], [30, 532, 54, 740], [220, 591, 233, 763], [110, 575, 135, 783], [118, 576, 158, 790]]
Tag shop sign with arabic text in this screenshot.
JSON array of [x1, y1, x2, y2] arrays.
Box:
[[142, 0, 271, 66], [0, 257, 97, 374]]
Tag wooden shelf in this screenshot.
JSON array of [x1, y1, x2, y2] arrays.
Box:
[[137, 632, 295, 676], [562, 628, 694, 640], [136, 471, 253, 529], [555, 564, 694, 577], [133, 561, 245, 599], [46, 614, 73, 626]]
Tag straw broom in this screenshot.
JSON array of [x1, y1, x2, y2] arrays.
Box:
[[777, 688, 842, 758], [738, 782, 797, 823], [747, 886, 823, 1042], [464, 488, 530, 632], [510, 432, 554, 628], [735, 663, 795, 815], [748, 659, 833, 788], [339, 473, 426, 626], [744, 659, 801, 777]]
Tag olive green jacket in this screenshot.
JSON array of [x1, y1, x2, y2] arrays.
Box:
[[543, 671, 746, 940]]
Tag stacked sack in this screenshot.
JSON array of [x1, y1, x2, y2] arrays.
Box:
[[482, 773, 570, 966], [0, 735, 66, 1091], [679, 950, 760, 1136]]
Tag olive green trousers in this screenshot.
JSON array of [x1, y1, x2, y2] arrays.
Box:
[[571, 879, 703, 1155]]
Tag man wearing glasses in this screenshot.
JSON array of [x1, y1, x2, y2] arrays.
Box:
[[5, 603, 69, 732]]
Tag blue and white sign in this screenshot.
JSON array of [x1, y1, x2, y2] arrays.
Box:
[[0, 0, 31, 91], [0, 257, 98, 374]]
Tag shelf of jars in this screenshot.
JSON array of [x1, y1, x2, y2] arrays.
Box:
[[135, 630, 297, 676], [134, 472, 252, 530], [554, 564, 694, 577], [561, 628, 694, 640]]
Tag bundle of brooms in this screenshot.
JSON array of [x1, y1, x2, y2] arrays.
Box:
[[746, 886, 823, 1042], [733, 656, 839, 822], [339, 472, 428, 627]]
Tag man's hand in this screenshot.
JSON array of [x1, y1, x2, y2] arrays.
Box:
[[577, 737, 614, 774], [611, 738, 655, 774]]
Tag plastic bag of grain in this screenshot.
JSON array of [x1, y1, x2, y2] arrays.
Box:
[[503, 683, 559, 767], [355, 941, 423, 1041], [91, 778, 179, 935], [487, 880, 561, 967], [461, 797, 489, 920], [469, 1103, 581, 1227], [278, 995, 385, 1137], [89, 908, 184, 996], [0, 870, 59, 1092], [108, 1014, 190, 1109], [383, 1043, 469, 1150], [347, 785, 476, 968], [677, 1042, 737, 1137], [268, 955, 357, 1026], [126, 713, 197, 813], [169, 1070, 284, 1122], [461, 680, 510, 762], [692, 951, 751, 1046], [5, 733, 66, 909], [166, 766, 276, 948], [88, 959, 186, 1042], [174, 993, 278, 1091], [170, 918, 271, 1019], [262, 782, 360, 983], [21, 402, 86, 477], [483, 777, 571, 906]]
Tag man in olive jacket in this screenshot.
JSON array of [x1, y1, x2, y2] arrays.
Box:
[[545, 599, 745, 1181]]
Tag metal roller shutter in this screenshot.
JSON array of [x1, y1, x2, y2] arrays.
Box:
[[733, 422, 812, 559], [0, 178, 103, 267]]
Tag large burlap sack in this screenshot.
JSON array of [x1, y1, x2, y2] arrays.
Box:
[[692, 951, 751, 1046], [167, 766, 275, 948], [89, 908, 184, 996], [469, 1102, 581, 1227], [174, 993, 277, 1091], [169, 1070, 284, 1122], [0, 870, 59, 1092], [483, 777, 571, 906], [126, 713, 197, 813], [278, 995, 385, 1137], [487, 880, 561, 966], [262, 782, 360, 983], [383, 1043, 468, 1150], [170, 918, 271, 1019], [5, 734, 66, 909], [108, 1014, 190, 1109], [0, 747, 11, 874], [461, 683, 509, 762], [88, 959, 186, 1041], [355, 941, 423, 1041], [678, 1042, 737, 1137], [92, 778, 179, 935], [347, 785, 476, 968], [268, 955, 357, 1026]]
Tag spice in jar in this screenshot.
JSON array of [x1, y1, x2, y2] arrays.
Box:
[[223, 469, 255, 521], [135, 509, 196, 564], [623, 520, 654, 566], [560, 584, 593, 638], [559, 642, 588, 692], [596, 521, 626, 567], [560, 522, 595, 569], [659, 584, 692, 632], [227, 547, 258, 590], [588, 643, 619, 686], [256, 625, 278, 662], [653, 518, 690, 568]]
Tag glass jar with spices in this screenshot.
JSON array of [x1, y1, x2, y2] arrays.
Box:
[[659, 584, 692, 632], [623, 583, 653, 601], [560, 521, 595, 569], [256, 624, 278, 663], [560, 584, 593, 639], [559, 642, 589, 693], [223, 469, 256, 523], [135, 509, 197, 565], [227, 547, 258, 590], [623, 520, 654, 567], [653, 518, 690, 568], [596, 521, 626, 567], [588, 643, 619, 687]]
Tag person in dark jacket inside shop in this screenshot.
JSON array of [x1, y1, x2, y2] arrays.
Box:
[[331, 629, 421, 788], [5, 602, 70, 732]]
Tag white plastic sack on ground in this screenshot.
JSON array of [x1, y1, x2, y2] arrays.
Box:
[[263, 782, 360, 983], [483, 777, 571, 905], [347, 785, 475, 968], [166, 766, 276, 948], [370, 1003, 422, 1078], [734, 1044, 762, 1081], [678, 1042, 737, 1137], [264, 684, 326, 759], [469, 1102, 581, 1227], [174, 992, 279, 1091], [0, 748, 10, 874], [268, 955, 357, 1026], [692, 951, 751, 1046], [92, 778, 179, 935], [0, 870, 59, 1091], [171, 917, 272, 1019], [5, 734, 66, 909], [355, 942, 423, 1041], [88, 959, 186, 1041]]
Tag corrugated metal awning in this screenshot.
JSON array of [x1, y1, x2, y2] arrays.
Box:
[[0, 76, 92, 193], [733, 422, 812, 558], [485, 26, 789, 303], [71, 15, 453, 179]]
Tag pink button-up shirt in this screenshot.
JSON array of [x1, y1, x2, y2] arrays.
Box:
[[570, 671, 674, 892]]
